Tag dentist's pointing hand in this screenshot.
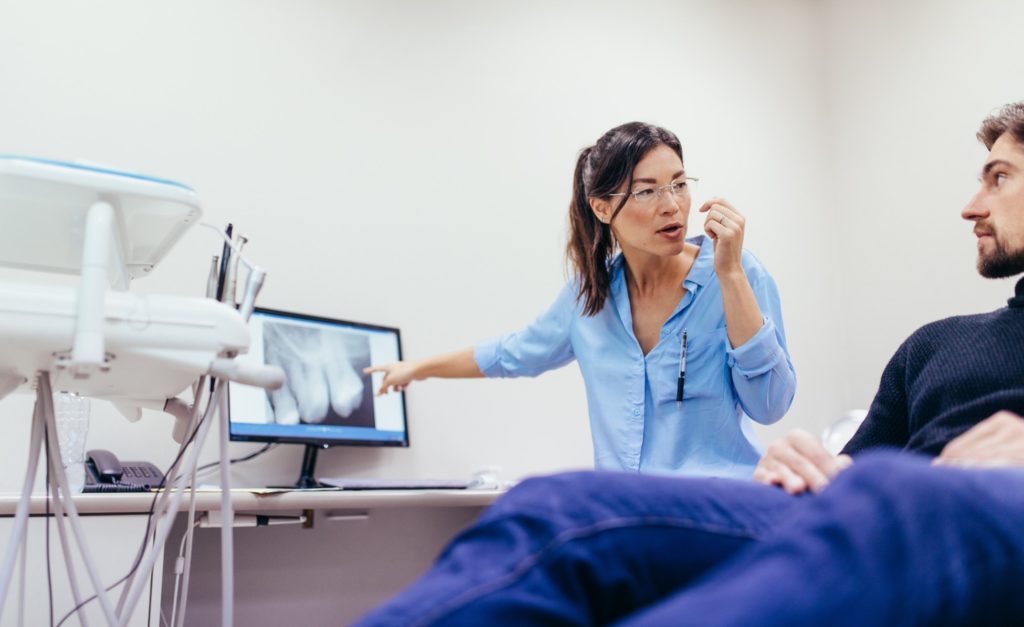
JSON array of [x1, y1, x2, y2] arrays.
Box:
[[364, 361, 421, 395]]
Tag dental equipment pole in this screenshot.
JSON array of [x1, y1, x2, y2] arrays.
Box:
[[218, 387, 234, 627], [70, 201, 128, 377]]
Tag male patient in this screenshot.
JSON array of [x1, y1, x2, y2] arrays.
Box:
[[356, 102, 1024, 627]]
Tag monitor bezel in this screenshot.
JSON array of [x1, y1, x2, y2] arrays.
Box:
[[227, 306, 410, 449]]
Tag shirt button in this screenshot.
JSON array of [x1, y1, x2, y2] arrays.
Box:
[[633, 409, 641, 416]]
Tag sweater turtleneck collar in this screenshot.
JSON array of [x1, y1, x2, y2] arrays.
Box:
[[1009, 277, 1024, 308]]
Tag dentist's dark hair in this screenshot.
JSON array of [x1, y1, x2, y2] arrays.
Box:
[[567, 122, 683, 316], [978, 101, 1024, 149]]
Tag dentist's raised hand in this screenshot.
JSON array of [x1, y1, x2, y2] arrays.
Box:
[[700, 198, 746, 276], [700, 197, 765, 349]]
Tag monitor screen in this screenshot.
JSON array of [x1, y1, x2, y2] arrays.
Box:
[[228, 307, 408, 447]]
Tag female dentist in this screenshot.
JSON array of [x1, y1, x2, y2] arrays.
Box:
[[366, 122, 796, 478]]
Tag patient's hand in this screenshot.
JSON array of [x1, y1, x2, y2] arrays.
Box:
[[935, 411, 1024, 468], [753, 429, 853, 495]]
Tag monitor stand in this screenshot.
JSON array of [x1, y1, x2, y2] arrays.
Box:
[[287, 443, 332, 490]]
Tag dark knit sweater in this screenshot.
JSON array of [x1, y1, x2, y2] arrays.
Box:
[[842, 278, 1024, 457]]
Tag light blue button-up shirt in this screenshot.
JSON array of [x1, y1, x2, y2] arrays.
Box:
[[474, 235, 796, 479]]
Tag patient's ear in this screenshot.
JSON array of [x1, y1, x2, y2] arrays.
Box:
[[589, 197, 612, 224]]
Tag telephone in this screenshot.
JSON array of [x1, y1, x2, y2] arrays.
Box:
[[83, 449, 164, 493]]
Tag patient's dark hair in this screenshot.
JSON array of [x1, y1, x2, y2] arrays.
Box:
[[978, 102, 1024, 149], [567, 122, 683, 316]]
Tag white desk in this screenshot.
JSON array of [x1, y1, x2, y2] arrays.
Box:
[[0, 489, 503, 626]]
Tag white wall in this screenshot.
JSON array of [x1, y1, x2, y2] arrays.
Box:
[[8, 0, 988, 492]]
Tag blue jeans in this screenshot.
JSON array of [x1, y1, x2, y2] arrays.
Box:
[[355, 452, 1024, 626]]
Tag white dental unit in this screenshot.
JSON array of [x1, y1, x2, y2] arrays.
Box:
[[0, 155, 282, 626]]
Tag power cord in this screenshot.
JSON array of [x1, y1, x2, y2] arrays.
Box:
[[189, 443, 278, 480]]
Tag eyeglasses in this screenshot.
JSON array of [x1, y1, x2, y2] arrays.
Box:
[[608, 177, 699, 205]]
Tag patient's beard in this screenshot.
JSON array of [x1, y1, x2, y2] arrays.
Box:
[[978, 236, 1024, 278]]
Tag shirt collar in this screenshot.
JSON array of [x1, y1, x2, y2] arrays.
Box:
[[608, 234, 713, 304], [1008, 276, 1024, 308], [609, 254, 630, 324]]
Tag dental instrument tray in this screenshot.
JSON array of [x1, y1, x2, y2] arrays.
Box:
[[0, 154, 200, 279]]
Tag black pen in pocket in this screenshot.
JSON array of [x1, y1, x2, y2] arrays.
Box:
[[676, 330, 687, 404]]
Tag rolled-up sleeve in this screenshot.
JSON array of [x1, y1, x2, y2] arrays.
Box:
[[474, 282, 578, 378], [724, 257, 796, 424]]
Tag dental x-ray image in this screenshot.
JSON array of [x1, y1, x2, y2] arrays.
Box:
[[262, 320, 375, 429]]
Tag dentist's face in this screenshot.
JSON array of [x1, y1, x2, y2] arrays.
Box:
[[591, 145, 691, 259], [963, 133, 1024, 278]]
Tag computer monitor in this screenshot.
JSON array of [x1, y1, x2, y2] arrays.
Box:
[[227, 307, 408, 488]]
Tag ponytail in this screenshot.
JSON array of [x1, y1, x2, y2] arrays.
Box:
[[566, 147, 618, 316]]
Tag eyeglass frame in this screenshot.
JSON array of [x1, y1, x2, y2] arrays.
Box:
[[607, 177, 699, 204]]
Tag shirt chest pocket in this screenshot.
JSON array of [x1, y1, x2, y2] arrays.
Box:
[[660, 327, 731, 402]]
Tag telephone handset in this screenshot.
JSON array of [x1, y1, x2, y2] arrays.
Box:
[[84, 449, 163, 492]]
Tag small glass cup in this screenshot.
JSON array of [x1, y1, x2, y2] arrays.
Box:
[[54, 392, 90, 493], [822, 409, 868, 456]]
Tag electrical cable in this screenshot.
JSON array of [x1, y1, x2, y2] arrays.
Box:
[[186, 443, 277, 479]]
